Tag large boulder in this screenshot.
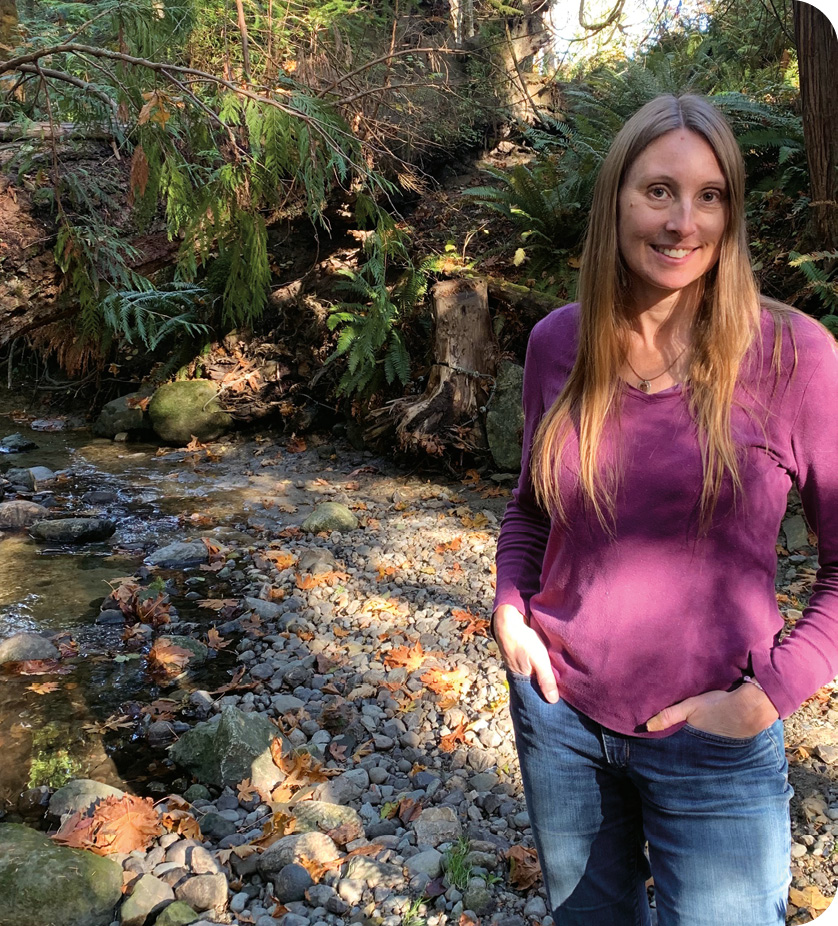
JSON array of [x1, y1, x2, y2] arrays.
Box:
[[485, 361, 525, 471], [0, 632, 59, 665], [301, 502, 358, 533], [148, 381, 232, 444], [5, 465, 56, 491], [29, 518, 116, 544], [169, 706, 288, 790], [0, 823, 123, 926], [0, 500, 50, 528], [92, 393, 150, 439]]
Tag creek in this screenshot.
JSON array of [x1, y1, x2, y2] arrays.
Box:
[[0, 395, 289, 811]]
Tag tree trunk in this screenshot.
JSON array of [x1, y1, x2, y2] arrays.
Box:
[[367, 278, 497, 455], [793, 1, 838, 248], [0, 0, 18, 58]]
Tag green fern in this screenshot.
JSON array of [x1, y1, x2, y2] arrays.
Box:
[[789, 251, 838, 314]]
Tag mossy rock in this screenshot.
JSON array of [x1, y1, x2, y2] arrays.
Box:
[[0, 823, 122, 926], [148, 381, 232, 444]]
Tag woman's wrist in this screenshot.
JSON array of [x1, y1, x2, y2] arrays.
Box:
[[491, 605, 527, 640]]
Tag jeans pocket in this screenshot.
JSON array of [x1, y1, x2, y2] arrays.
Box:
[[506, 668, 533, 683], [682, 723, 761, 746]]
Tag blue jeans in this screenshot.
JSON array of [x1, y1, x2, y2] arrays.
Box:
[[507, 671, 792, 926]]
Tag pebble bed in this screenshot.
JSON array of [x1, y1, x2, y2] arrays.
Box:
[[5, 432, 838, 925]]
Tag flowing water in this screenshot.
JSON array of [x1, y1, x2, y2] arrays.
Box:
[[0, 395, 278, 810]]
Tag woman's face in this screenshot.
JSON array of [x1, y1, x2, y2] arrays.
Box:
[[617, 129, 729, 312]]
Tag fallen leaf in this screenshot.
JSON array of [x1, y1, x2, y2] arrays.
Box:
[[505, 844, 542, 890], [421, 666, 472, 709], [384, 640, 428, 672], [788, 885, 831, 913], [53, 794, 162, 856], [206, 627, 231, 649], [237, 778, 258, 802], [263, 551, 296, 571], [435, 537, 462, 553], [197, 598, 239, 611], [440, 720, 471, 752], [27, 681, 59, 694], [5, 659, 72, 676], [286, 436, 307, 453], [325, 820, 363, 846], [147, 640, 193, 679], [161, 808, 202, 840], [452, 608, 490, 639]]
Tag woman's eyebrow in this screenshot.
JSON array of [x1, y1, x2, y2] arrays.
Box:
[[635, 172, 727, 187]]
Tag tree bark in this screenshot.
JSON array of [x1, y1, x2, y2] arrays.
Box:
[[368, 278, 497, 455], [793, 1, 838, 248], [0, 0, 18, 59]]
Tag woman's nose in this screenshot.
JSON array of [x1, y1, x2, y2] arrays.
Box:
[[665, 199, 698, 237]]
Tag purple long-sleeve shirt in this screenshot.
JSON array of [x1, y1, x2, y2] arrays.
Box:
[[494, 303, 838, 735]]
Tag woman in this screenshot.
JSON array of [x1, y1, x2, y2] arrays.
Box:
[[493, 93, 838, 926]]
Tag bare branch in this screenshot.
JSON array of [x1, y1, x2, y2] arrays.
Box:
[[15, 63, 119, 117]]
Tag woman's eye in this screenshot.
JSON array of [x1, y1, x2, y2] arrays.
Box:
[[701, 189, 722, 203], [649, 187, 667, 198]]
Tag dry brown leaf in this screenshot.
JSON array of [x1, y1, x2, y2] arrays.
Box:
[[505, 844, 542, 890], [384, 640, 429, 672], [206, 627, 231, 650], [452, 608, 490, 639], [286, 436, 307, 453], [6, 659, 72, 676], [201, 538, 225, 564], [27, 681, 60, 695], [161, 808, 202, 840], [435, 537, 463, 553], [421, 666, 471, 710], [397, 797, 423, 824], [185, 436, 208, 451], [440, 720, 471, 752], [52, 795, 162, 856], [263, 551, 296, 571], [148, 640, 193, 679], [788, 885, 832, 913], [361, 597, 402, 616], [325, 820, 364, 846]]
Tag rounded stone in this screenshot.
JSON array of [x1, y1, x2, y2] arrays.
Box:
[[271, 862, 313, 902]]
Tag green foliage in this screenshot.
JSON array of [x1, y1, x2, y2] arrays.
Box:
[[100, 284, 213, 349], [326, 209, 428, 398], [442, 836, 473, 891], [789, 251, 838, 316]]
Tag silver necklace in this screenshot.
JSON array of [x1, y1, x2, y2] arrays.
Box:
[[625, 345, 688, 394]]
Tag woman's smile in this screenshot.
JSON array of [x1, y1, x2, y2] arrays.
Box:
[[617, 129, 729, 311]]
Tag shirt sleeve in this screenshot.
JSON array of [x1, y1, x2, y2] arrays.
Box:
[[751, 330, 838, 718], [493, 327, 553, 617]]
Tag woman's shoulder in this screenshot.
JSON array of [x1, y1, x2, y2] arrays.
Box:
[[528, 303, 581, 360], [758, 303, 838, 371]]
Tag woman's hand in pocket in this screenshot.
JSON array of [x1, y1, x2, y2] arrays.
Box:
[[493, 605, 559, 703], [646, 683, 778, 736]]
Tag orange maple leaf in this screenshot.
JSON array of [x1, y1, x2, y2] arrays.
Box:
[[148, 640, 193, 679], [53, 795, 162, 856], [27, 681, 59, 695], [384, 640, 428, 672], [263, 551, 296, 570], [206, 627, 231, 650], [440, 720, 472, 752]]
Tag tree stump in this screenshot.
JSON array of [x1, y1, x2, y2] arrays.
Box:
[[368, 277, 497, 454]]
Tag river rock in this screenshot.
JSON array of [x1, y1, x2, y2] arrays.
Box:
[[0, 822, 122, 926], [271, 863, 313, 902], [0, 500, 49, 528], [169, 705, 288, 790], [6, 465, 56, 490], [154, 902, 201, 926], [49, 779, 126, 819], [0, 631, 59, 665], [0, 433, 38, 452], [93, 393, 150, 439], [30, 517, 116, 543], [258, 832, 340, 875], [148, 381, 232, 444], [301, 502, 358, 533], [174, 874, 228, 912], [146, 541, 210, 568], [412, 807, 462, 846], [288, 801, 364, 836], [120, 873, 175, 926], [486, 361, 524, 471], [783, 514, 810, 552]]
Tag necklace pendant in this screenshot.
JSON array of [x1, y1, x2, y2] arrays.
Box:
[[638, 379, 652, 393]]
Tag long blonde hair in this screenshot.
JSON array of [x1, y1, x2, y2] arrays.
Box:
[[531, 93, 788, 528]]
